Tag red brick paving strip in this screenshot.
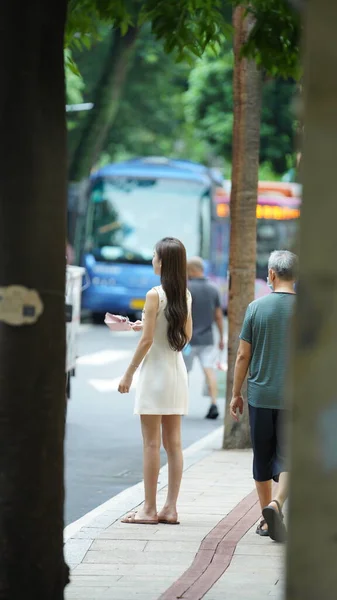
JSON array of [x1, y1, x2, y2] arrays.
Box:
[[159, 489, 260, 600]]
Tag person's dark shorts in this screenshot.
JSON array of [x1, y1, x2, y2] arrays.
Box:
[[248, 404, 288, 482]]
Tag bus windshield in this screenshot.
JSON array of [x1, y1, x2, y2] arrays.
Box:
[[256, 218, 299, 280], [86, 177, 210, 264]]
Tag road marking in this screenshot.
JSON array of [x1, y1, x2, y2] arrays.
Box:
[[77, 349, 131, 366], [89, 371, 140, 392]]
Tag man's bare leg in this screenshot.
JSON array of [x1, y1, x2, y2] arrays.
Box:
[[262, 472, 288, 542], [269, 472, 288, 511], [255, 479, 272, 531], [204, 367, 217, 405], [204, 368, 219, 419]]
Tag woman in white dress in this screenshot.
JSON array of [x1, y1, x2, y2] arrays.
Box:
[[118, 237, 192, 525]]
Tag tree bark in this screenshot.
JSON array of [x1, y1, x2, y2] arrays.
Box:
[[68, 27, 138, 182], [286, 1, 337, 598], [223, 7, 262, 449], [0, 2, 69, 598]]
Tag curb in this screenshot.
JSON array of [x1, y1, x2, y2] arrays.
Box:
[[64, 425, 224, 546]]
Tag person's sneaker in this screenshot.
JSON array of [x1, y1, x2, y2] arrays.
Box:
[[205, 405, 219, 419]]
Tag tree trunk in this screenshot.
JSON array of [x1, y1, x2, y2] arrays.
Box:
[[68, 27, 138, 182], [286, 1, 337, 598], [0, 2, 69, 598], [223, 7, 262, 449]]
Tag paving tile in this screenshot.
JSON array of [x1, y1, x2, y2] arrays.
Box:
[[234, 543, 285, 556], [99, 526, 211, 541], [176, 514, 225, 524], [90, 539, 147, 552], [82, 515, 120, 530], [99, 527, 160, 540], [101, 592, 158, 600], [101, 582, 172, 592], [69, 575, 122, 586], [204, 580, 281, 597], [64, 538, 93, 567], [83, 549, 194, 565], [72, 527, 103, 540], [73, 563, 184, 576], [144, 540, 199, 553], [227, 553, 283, 571], [118, 575, 177, 585], [65, 586, 108, 599], [215, 572, 281, 585], [205, 592, 275, 600]]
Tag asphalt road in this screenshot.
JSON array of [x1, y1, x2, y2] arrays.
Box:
[[65, 324, 225, 525]]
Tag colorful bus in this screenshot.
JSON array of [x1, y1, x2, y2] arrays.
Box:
[[211, 183, 301, 307], [79, 158, 220, 320]]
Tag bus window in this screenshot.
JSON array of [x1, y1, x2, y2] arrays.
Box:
[[256, 218, 299, 280], [87, 178, 210, 263]]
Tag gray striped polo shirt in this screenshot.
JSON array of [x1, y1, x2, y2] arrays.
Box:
[[240, 292, 296, 409]]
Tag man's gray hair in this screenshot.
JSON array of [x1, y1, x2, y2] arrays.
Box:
[[268, 250, 298, 281]]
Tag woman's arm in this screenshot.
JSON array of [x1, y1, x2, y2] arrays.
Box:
[[118, 289, 158, 393], [185, 293, 193, 342], [185, 313, 193, 343]]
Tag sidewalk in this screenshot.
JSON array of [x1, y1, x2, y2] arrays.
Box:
[[64, 428, 284, 600]]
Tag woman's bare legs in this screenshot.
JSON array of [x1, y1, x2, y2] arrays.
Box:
[[159, 415, 183, 522], [140, 415, 161, 518], [123, 415, 161, 522]]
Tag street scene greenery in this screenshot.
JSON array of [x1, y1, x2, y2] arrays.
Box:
[[67, 31, 297, 179], [64, 1, 301, 453], [6, 1, 328, 598], [66, 0, 300, 181]]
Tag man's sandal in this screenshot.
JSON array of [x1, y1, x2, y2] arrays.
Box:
[[262, 500, 287, 543], [256, 518, 269, 537]]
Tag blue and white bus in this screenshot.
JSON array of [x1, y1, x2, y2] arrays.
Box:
[[79, 158, 225, 320]]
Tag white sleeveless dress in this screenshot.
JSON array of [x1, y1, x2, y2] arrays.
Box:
[[134, 286, 191, 415]]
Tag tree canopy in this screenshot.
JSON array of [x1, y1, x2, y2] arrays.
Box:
[[237, 0, 301, 79], [65, 0, 301, 181], [65, 0, 301, 77], [67, 28, 297, 176], [65, 0, 230, 60], [185, 42, 297, 173]]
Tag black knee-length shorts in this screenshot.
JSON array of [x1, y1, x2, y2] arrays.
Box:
[[248, 404, 288, 482]]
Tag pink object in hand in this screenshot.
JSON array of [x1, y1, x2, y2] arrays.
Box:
[[216, 352, 227, 372], [104, 313, 132, 331]]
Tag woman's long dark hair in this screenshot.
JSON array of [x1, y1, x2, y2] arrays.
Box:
[[156, 237, 188, 352]]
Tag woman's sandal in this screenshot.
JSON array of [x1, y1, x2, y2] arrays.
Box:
[[256, 518, 269, 537], [158, 518, 180, 525], [262, 499, 287, 543], [121, 511, 159, 525]]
